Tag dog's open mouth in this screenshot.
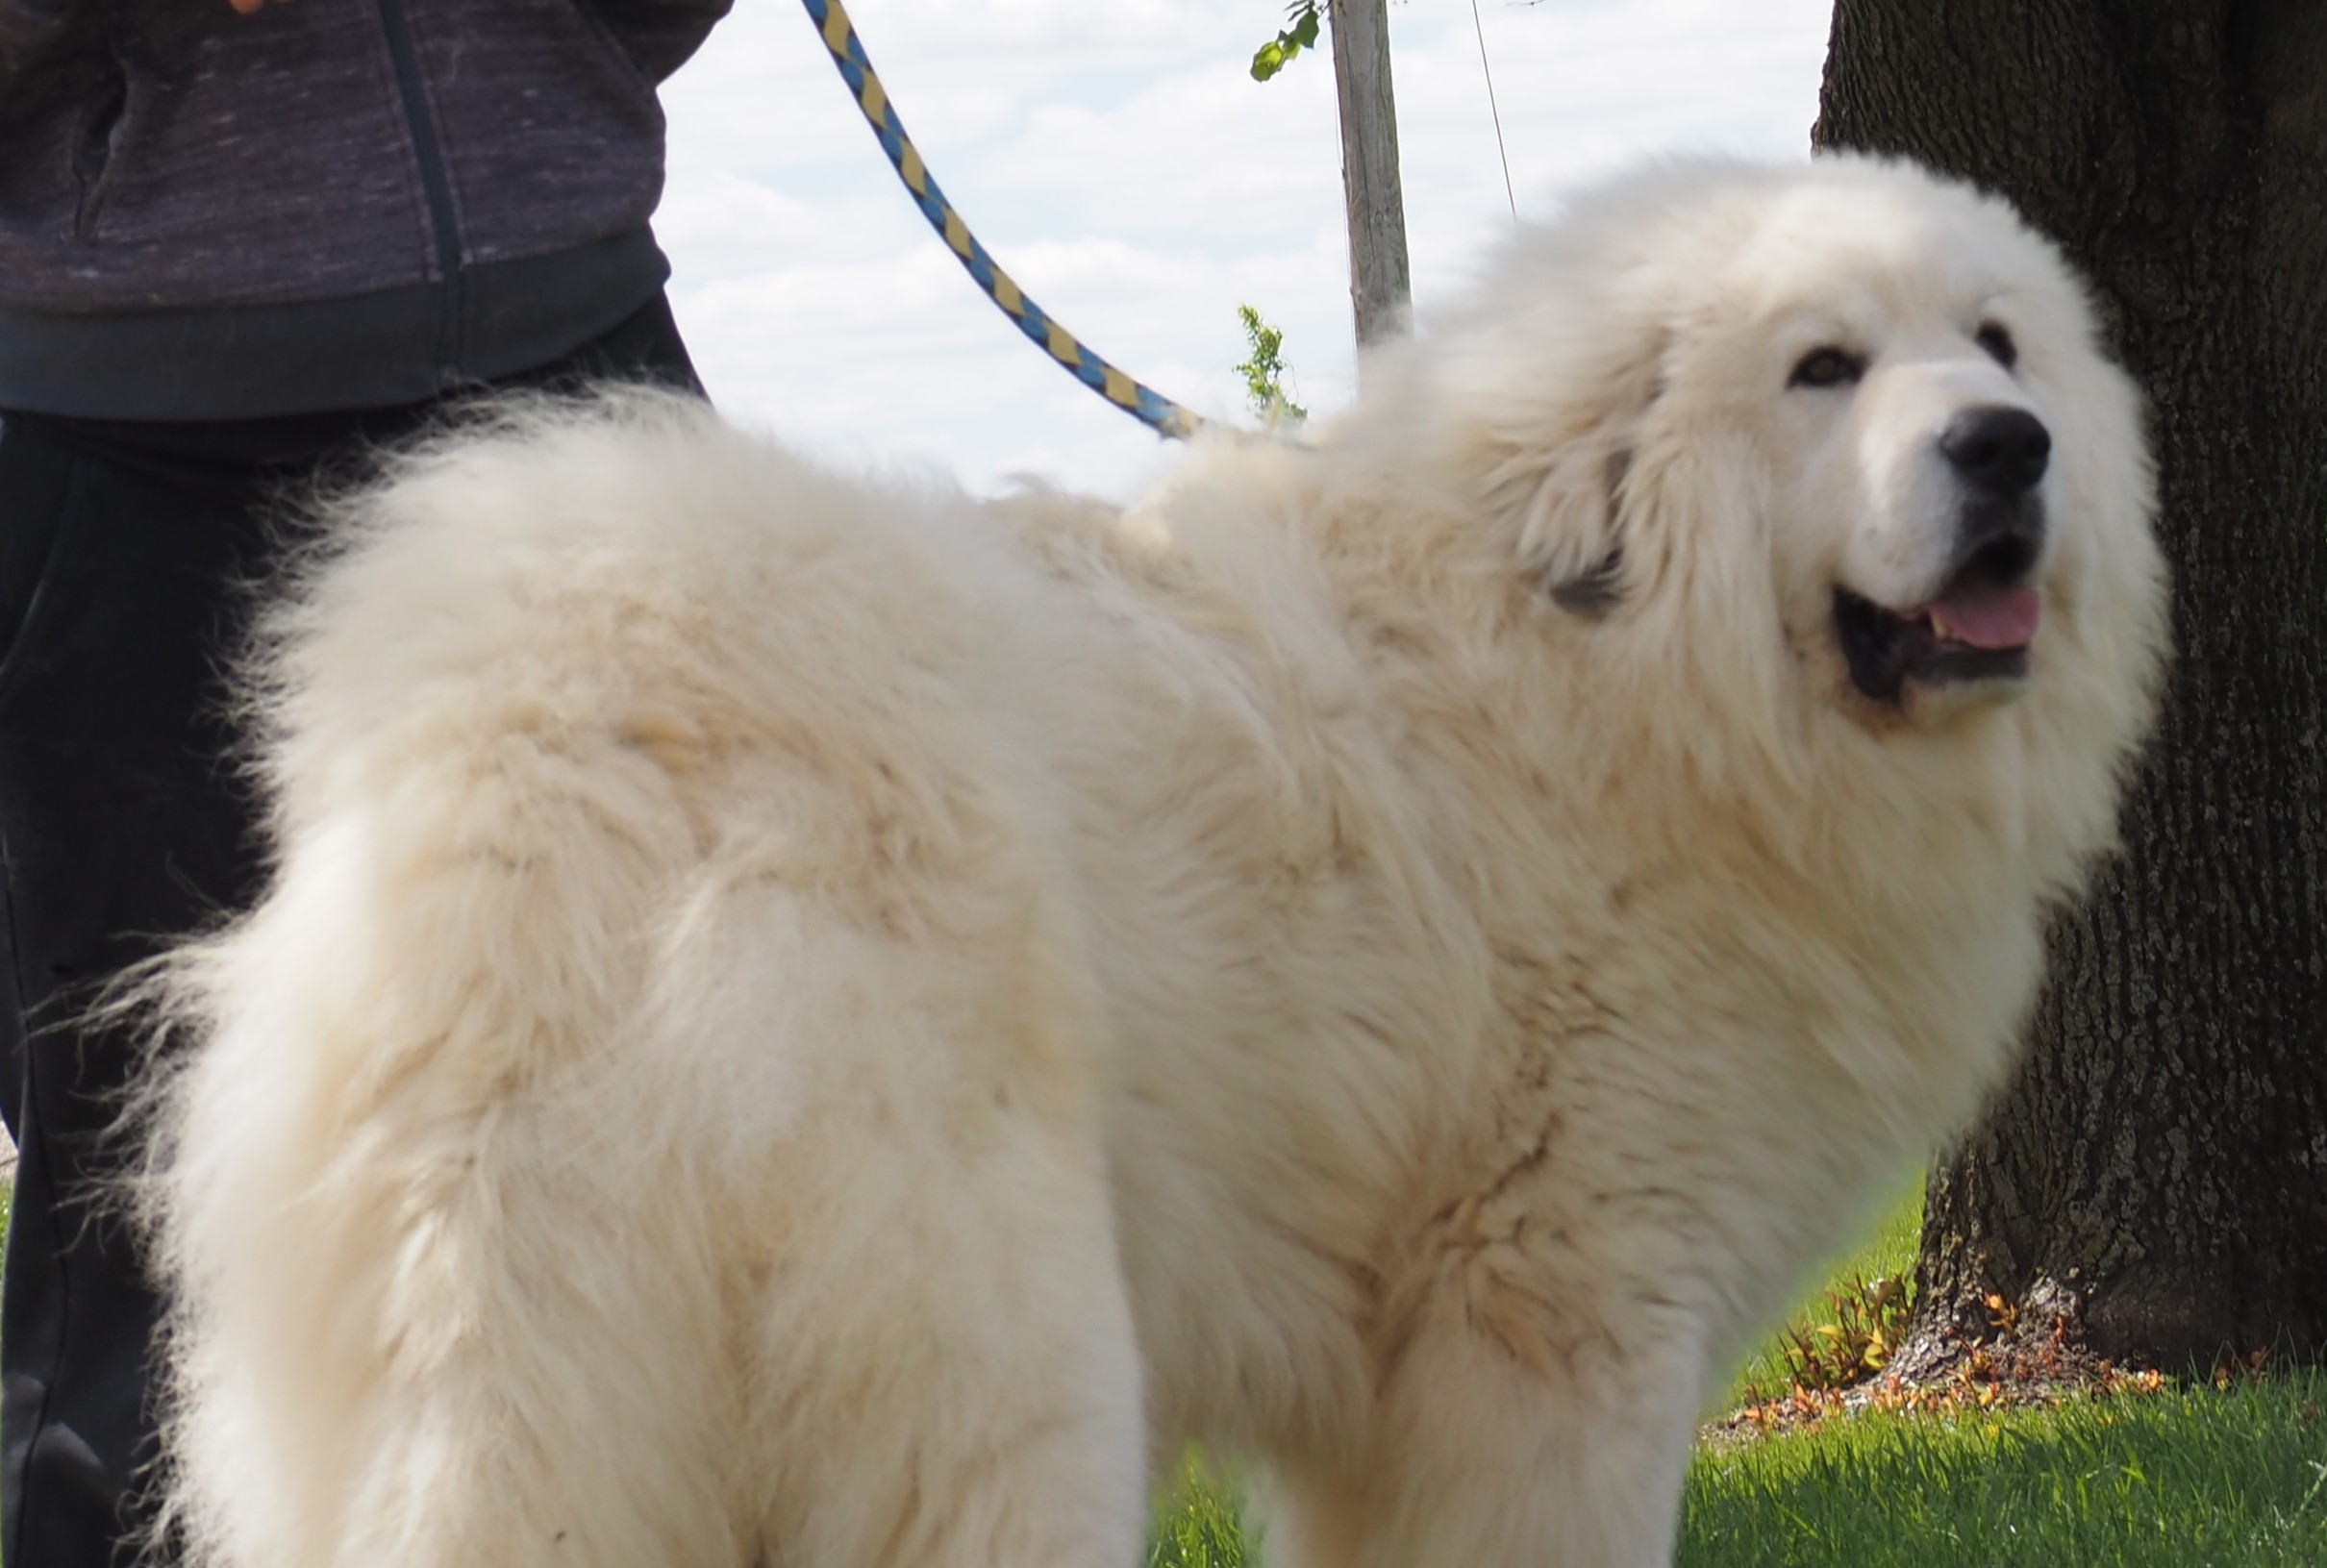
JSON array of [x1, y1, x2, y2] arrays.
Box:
[[1836, 545, 2042, 704]]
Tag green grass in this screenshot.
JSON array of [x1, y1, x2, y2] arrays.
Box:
[[1149, 1451, 1254, 1568], [1681, 1377, 2327, 1566], [1149, 1381, 2327, 1566], [1142, 1180, 2327, 1567]]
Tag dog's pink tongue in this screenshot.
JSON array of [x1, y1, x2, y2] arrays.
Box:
[[1926, 584, 2042, 650]]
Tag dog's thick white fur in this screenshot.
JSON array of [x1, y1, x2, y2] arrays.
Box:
[[139, 155, 2166, 1568]]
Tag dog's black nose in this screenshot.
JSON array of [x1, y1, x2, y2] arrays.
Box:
[[1940, 406, 2051, 497]]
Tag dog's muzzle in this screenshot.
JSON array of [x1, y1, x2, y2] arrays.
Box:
[[1836, 405, 2052, 706]]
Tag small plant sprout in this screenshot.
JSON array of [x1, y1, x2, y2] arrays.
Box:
[[1235, 304, 1307, 428]]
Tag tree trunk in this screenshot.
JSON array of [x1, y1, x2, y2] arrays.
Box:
[[1329, 0, 1412, 348], [1815, 2, 2327, 1372]]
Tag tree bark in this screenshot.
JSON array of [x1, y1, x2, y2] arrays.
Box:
[[1816, 2, 2327, 1371], [1329, 0, 1412, 348]]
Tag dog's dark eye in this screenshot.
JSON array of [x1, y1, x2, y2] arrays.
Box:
[[1789, 346, 1866, 389], [1976, 322, 2017, 369]]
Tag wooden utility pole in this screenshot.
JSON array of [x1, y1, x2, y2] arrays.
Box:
[[1329, 0, 1411, 347]]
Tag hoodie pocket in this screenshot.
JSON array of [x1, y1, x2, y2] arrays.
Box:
[[68, 47, 136, 238]]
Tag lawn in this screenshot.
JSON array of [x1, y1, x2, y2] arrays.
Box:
[[1145, 1181, 2327, 1567], [1153, 1377, 2327, 1567], [1682, 1378, 2327, 1567]]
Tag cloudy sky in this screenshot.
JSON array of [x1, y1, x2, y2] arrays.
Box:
[[656, 0, 1835, 498]]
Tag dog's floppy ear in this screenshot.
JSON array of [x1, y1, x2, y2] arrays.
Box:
[[1508, 372, 1661, 618], [1434, 295, 1666, 615], [1532, 444, 1633, 617]]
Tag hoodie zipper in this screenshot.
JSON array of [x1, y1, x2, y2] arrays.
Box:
[[374, 0, 465, 386]]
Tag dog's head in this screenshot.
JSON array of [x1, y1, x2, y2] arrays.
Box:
[[1686, 160, 2157, 730], [1377, 154, 2168, 891]]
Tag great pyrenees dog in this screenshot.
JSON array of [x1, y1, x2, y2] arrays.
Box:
[[138, 154, 2165, 1568]]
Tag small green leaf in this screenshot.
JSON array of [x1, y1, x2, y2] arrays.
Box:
[[1251, 4, 1322, 85]]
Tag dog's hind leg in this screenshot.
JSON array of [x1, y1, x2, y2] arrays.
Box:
[[742, 1141, 1148, 1568], [671, 884, 1148, 1568], [713, 912, 1156, 1557]]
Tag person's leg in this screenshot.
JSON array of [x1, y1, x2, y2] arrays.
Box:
[[0, 291, 703, 1568], [0, 413, 276, 1568]]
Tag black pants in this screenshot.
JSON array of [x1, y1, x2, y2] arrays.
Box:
[[0, 296, 700, 1568]]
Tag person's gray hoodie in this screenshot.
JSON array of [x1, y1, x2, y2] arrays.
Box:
[[0, 0, 730, 419]]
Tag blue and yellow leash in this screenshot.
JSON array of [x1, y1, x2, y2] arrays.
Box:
[[800, 0, 1208, 441]]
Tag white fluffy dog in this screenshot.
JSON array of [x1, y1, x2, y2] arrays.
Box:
[[138, 155, 2166, 1568]]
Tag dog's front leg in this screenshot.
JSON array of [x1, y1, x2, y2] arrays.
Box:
[[1267, 1292, 1706, 1568]]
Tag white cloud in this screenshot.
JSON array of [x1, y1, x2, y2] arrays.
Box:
[[658, 0, 1832, 497]]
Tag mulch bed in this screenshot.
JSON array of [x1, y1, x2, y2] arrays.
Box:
[[1708, 1313, 2209, 1441], [1716, 1357, 2171, 1442]]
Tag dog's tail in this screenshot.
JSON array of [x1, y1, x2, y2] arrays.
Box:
[[138, 393, 748, 1568]]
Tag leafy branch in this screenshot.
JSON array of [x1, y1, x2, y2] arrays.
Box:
[[1250, 1, 1323, 83]]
